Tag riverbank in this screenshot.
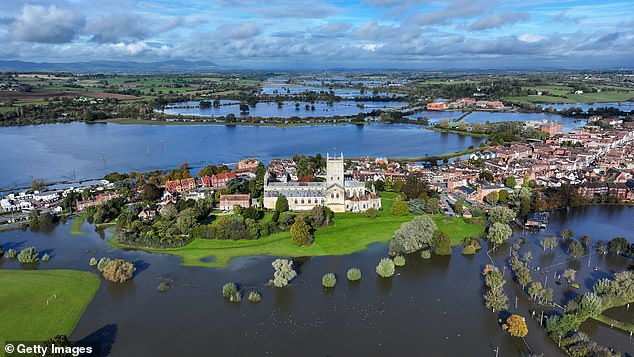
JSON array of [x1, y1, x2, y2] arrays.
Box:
[[390, 145, 487, 163], [0, 270, 100, 344], [426, 126, 490, 138]]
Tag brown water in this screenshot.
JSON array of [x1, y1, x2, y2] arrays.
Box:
[[1, 205, 632, 356]]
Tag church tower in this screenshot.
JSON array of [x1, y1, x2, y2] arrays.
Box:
[[325, 153, 346, 211]]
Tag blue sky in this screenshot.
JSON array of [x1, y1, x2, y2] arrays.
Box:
[[0, 0, 632, 69]]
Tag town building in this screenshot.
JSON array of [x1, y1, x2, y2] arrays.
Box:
[[263, 154, 381, 212], [219, 194, 251, 211]]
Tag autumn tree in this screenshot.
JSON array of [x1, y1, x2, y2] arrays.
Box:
[[290, 215, 313, 246], [504, 315, 528, 337]]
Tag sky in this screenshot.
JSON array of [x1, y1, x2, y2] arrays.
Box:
[[0, 0, 633, 69]]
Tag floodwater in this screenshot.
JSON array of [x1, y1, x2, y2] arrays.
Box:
[[0, 122, 483, 190], [0, 206, 632, 356], [160, 100, 409, 118]]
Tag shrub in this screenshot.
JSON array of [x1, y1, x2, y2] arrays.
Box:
[[102, 259, 136, 283], [222, 283, 238, 298], [97, 257, 112, 272], [393, 255, 406, 266], [229, 291, 241, 302], [462, 245, 477, 255], [322, 273, 337, 288], [248, 291, 261, 303], [41, 253, 50, 262], [17, 246, 39, 263], [269, 259, 297, 287], [347, 268, 362, 281], [157, 282, 170, 292], [363, 207, 381, 218], [290, 215, 313, 246], [420, 250, 431, 259], [376, 258, 395, 278], [5, 248, 17, 259], [89, 257, 98, 267]]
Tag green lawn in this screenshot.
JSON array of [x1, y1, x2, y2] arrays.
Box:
[[0, 270, 100, 345], [431, 215, 485, 245], [70, 214, 87, 235], [115, 193, 485, 268]]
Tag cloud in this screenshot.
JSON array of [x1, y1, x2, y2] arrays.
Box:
[[219, 23, 261, 39], [9, 4, 85, 43], [518, 34, 545, 43], [319, 22, 352, 36], [85, 13, 183, 43], [468, 12, 529, 30], [412, 0, 490, 25]]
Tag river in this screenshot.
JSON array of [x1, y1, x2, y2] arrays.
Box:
[[0, 206, 632, 356], [0, 122, 484, 190]]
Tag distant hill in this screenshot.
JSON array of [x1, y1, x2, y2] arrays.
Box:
[[0, 60, 221, 73]]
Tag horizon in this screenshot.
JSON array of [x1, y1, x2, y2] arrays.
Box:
[[0, 1, 633, 70]]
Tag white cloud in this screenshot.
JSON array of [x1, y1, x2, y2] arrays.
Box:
[[9, 4, 85, 43], [518, 34, 545, 43]]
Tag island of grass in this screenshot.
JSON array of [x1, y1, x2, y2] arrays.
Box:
[[0, 270, 100, 344], [114, 193, 485, 267], [70, 214, 88, 235]]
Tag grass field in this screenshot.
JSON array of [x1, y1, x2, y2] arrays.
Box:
[[70, 214, 87, 235], [0, 270, 100, 345], [115, 194, 485, 267]]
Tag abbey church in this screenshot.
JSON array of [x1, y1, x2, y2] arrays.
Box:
[[263, 154, 381, 212]]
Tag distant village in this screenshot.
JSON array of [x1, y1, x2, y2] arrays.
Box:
[[2, 114, 634, 227]]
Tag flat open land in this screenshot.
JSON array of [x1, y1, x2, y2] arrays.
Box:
[[0, 269, 100, 344], [0, 90, 140, 102]]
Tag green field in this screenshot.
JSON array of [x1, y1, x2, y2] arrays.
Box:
[[0, 270, 100, 344], [70, 214, 87, 235], [115, 194, 484, 267]]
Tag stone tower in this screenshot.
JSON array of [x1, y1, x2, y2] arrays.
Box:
[[325, 153, 345, 211]]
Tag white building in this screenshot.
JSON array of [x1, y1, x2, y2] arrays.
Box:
[[263, 154, 381, 212]]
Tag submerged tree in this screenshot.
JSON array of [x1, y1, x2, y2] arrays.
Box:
[[389, 215, 437, 255]]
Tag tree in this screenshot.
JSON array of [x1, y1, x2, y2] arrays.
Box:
[[390, 199, 409, 216], [102, 259, 135, 283], [239, 103, 249, 113], [141, 183, 162, 202], [160, 203, 178, 220], [516, 266, 532, 288], [485, 191, 499, 205], [479, 171, 494, 182], [31, 178, 46, 191], [269, 259, 297, 287], [275, 194, 288, 212], [488, 206, 516, 224], [424, 198, 441, 214], [528, 281, 543, 300], [487, 222, 512, 246], [540, 236, 557, 251], [498, 189, 509, 204], [504, 315, 528, 338], [389, 215, 437, 254], [505, 176, 517, 188], [290, 215, 313, 246], [433, 231, 452, 255], [580, 235, 591, 249], [563, 268, 577, 283], [484, 288, 509, 312], [608, 237, 628, 255], [568, 240, 584, 258], [310, 205, 333, 227], [401, 173, 429, 200]]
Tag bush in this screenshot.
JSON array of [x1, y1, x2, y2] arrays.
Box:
[[229, 291, 241, 302], [89, 257, 98, 267], [97, 257, 112, 272], [290, 215, 313, 246], [376, 258, 395, 278], [5, 248, 17, 259], [393, 255, 406, 266], [222, 282, 238, 298], [248, 291, 261, 303], [363, 207, 381, 218], [157, 282, 170, 292], [102, 259, 135, 283], [347, 268, 362, 281], [17, 246, 39, 263], [420, 250, 431, 259], [462, 245, 477, 255], [322, 273, 337, 288], [41, 253, 50, 262]]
